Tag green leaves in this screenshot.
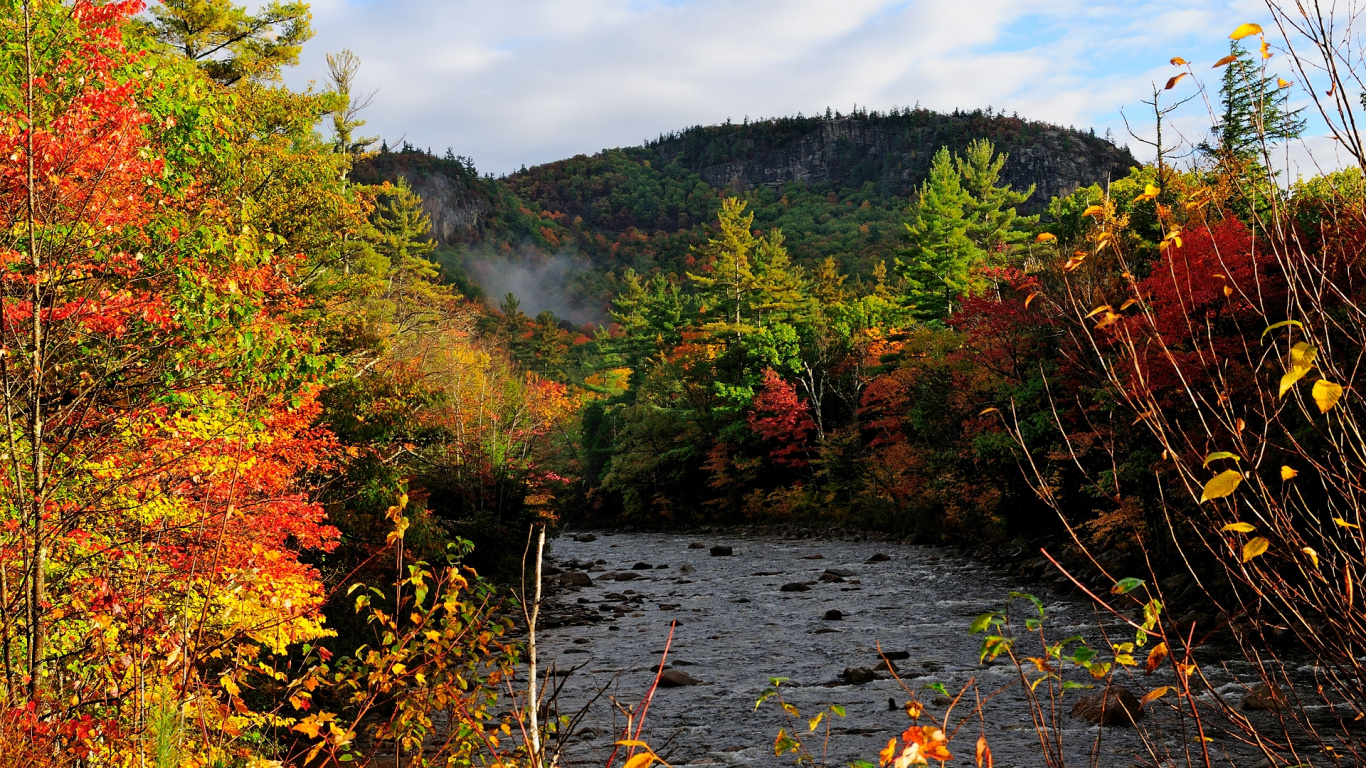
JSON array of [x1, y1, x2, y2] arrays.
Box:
[[1203, 451, 1241, 467], [1111, 577, 1146, 595]]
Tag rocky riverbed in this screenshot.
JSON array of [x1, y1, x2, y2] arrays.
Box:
[[533, 532, 1330, 768]]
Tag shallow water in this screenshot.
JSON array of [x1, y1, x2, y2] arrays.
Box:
[[534, 532, 1275, 768]]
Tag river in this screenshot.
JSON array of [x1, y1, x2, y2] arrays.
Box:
[[532, 531, 1282, 768]]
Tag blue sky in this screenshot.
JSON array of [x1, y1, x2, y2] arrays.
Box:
[[284, 0, 1347, 178]]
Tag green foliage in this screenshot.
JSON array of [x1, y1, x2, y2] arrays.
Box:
[[1206, 40, 1305, 162], [149, 0, 313, 85]]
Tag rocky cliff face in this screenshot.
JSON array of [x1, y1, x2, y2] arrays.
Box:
[[651, 111, 1137, 211], [351, 149, 492, 245]]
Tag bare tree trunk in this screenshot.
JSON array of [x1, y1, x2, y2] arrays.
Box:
[[21, 0, 45, 704], [526, 524, 546, 768]]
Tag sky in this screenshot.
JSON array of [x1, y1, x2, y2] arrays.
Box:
[[284, 0, 1351, 179]]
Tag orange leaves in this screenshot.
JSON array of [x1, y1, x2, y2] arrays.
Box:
[[1133, 184, 1161, 203], [1063, 252, 1087, 272], [1165, 73, 1188, 90], [1145, 642, 1169, 674], [1213, 54, 1239, 68], [1140, 687, 1172, 706], [1035, 232, 1057, 243], [975, 735, 993, 768], [1170, 56, 1189, 66], [1230, 22, 1264, 40]]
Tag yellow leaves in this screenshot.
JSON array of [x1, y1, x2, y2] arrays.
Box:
[[1222, 522, 1256, 533], [1175, 661, 1198, 678], [1093, 312, 1121, 330], [1082, 204, 1106, 218], [220, 675, 241, 697], [1278, 342, 1318, 397], [1334, 517, 1359, 530], [1200, 470, 1243, 502], [1281, 465, 1298, 481], [809, 712, 824, 731], [880, 738, 898, 767], [1213, 54, 1239, 68], [1140, 687, 1172, 706], [1024, 291, 1040, 308], [1164, 74, 1187, 90], [1035, 232, 1057, 243], [1230, 23, 1264, 40], [1243, 537, 1270, 562], [1160, 227, 1183, 250], [1145, 642, 1169, 674], [1084, 305, 1112, 319], [1133, 184, 1161, 202], [904, 700, 924, 719], [1203, 451, 1241, 467], [624, 752, 656, 768], [976, 735, 993, 768], [1170, 56, 1189, 66], [1063, 252, 1087, 272], [1112, 642, 1137, 667], [1313, 379, 1344, 412], [1302, 546, 1320, 568], [1277, 77, 1293, 88], [386, 515, 410, 546], [1261, 40, 1273, 60]]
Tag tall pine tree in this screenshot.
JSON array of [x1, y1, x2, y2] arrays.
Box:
[[897, 147, 973, 319], [1206, 40, 1305, 162]]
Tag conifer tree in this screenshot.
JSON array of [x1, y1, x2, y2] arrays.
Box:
[[1205, 40, 1305, 162], [151, 0, 313, 85], [688, 197, 758, 340], [811, 257, 848, 306], [956, 139, 1037, 255], [751, 230, 814, 329], [897, 147, 972, 319]]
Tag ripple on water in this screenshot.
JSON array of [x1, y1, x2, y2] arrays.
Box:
[[536, 532, 1263, 768]]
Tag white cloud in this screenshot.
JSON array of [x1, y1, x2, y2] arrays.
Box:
[[283, 0, 1346, 175]]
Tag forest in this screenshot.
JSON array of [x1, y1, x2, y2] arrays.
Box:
[[5, 0, 1366, 766]]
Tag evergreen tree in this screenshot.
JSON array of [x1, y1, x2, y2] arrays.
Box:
[[326, 49, 379, 160], [150, 0, 313, 85], [956, 139, 1037, 255], [688, 198, 759, 340], [896, 147, 973, 319], [1205, 40, 1305, 162], [811, 257, 848, 306], [750, 230, 815, 329]]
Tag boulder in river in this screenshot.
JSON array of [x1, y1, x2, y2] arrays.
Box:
[[615, 572, 640, 581], [658, 669, 702, 687], [688, 542, 705, 549], [879, 650, 911, 661], [678, 564, 695, 574], [818, 573, 845, 583], [631, 562, 653, 570], [559, 572, 593, 587], [573, 533, 597, 543], [780, 582, 811, 592], [842, 667, 875, 685], [1069, 687, 1144, 725], [710, 545, 733, 556], [864, 553, 891, 563], [1241, 683, 1287, 710], [822, 609, 843, 621], [874, 658, 898, 673], [825, 568, 856, 577], [802, 554, 824, 559]]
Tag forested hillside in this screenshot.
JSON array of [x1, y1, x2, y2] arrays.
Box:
[[355, 109, 1137, 317]]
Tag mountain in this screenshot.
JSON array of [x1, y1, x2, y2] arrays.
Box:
[[353, 107, 1138, 318]]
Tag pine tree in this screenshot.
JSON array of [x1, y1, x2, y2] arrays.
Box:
[[326, 49, 379, 160], [1206, 40, 1305, 162], [688, 197, 759, 340], [810, 257, 848, 306], [150, 0, 313, 85], [956, 139, 1037, 256], [750, 230, 814, 329], [896, 147, 973, 319]]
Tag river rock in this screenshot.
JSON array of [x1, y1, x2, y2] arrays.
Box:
[[1241, 683, 1287, 710], [874, 658, 898, 673], [688, 542, 705, 549], [658, 669, 701, 687], [823, 609, 843, 621], [615, 572, 640, 581], [559, 572, 593, 587], [710, 545, 733, 556], [818, 573, 845, 583], [864, 553, 891, 563], [879, 650, 911, 660], [631, 562, 653, 570], [780, 582, 811, 592], [573, 533, 597, 542], [1070, 687, 1144, 725], [802, 554, 824, 559], [678, 564, 695, 574], [842, 667, 875, 685], [825, 569, 856, 577]]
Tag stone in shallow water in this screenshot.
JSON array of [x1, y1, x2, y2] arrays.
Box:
[[573, 533, 597, 542], [878, 650, 910, 660], [825, 568, 856, 577], [841, 667, 874, 685], [688, 542, 705, 549], [559, 572, 593, 587], [632, 562, 653, 570], [780, 582, 810, 592], [1069, 687, 1144, 725], [864, 553, 891, 563], [710, 545, 733, 556], [822, 609, 843, 621], [1241, 683, 1287, 710], [658, 669, 702, 687], [802, 554, 824, 559]]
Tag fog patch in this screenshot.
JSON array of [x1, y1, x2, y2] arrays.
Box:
[[464, 247, 604, 325]]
